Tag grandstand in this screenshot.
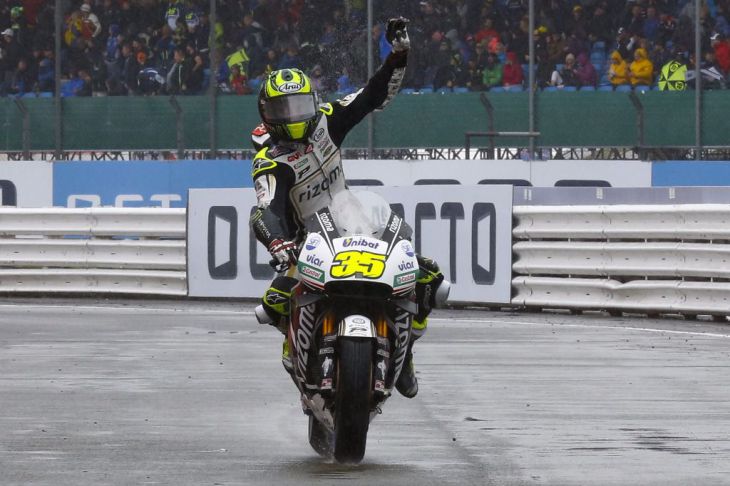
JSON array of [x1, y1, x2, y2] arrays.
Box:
[[1, 0, 729, 160]]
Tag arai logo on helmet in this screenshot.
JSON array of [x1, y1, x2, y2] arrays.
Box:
[[278, 82, 303, 93]]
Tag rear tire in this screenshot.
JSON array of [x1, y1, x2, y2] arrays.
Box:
[[333, 338, 372, 464], [308, 415, 333, 457]]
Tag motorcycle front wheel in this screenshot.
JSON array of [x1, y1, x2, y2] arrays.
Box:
[[333, 338, 372, 463]]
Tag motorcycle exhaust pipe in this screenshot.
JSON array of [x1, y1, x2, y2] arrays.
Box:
[[434, 279, 451, 308]]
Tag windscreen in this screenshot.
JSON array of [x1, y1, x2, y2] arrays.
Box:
[[327, 190, 392, 238]]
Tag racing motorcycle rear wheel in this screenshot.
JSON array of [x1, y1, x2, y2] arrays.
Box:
[[333, 338, 372, 463]]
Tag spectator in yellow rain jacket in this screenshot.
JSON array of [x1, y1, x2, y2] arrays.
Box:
[[607, 50, 629, 86], [629, 47, 654, 86]]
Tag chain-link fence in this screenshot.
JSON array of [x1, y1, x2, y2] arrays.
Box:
[[0, 1, 723, 159]]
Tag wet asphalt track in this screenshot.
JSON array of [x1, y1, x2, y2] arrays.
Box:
[[1, 298, 730, 486]]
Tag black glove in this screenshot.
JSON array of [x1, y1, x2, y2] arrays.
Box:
[[268, 239, 298, 272], [386, 17, 410, 52]]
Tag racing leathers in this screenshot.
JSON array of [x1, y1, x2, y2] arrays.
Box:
[[250, 50, 443, 399], [250, 52, 407, 249]]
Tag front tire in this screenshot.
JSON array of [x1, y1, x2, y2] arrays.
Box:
[[333, 338, 372, 463]]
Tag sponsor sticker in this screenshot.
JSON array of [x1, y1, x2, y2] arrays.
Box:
[[403, 242, 415, 257], [319, 212, 335, 232], [305, 236, 320, 251], [342, 237, 380, 249], [298, 262, 324, 282], [305, 254, 324, 266], [394, 272, 416, 286]]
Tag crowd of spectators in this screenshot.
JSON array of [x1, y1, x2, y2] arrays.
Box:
[[1, 0, 730, 98]]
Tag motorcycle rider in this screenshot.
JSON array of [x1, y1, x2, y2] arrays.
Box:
[[250, 18, 447, 399]]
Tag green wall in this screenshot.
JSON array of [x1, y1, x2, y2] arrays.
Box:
[[0, 91, 725, 152]]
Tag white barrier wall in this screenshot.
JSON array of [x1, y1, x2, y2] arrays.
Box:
[[0, 207, 186, 295], [511, 204, 730, 316], [1, 187, 729, 318], [0, 161, 53, 207]]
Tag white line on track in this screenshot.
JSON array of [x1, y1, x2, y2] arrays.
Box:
[[0, 303, 252, 315], [1, 303, 728, 339], [429, 316, 730, 339]]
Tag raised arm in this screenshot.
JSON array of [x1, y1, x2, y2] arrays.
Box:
[[326, 17, 411, 146]]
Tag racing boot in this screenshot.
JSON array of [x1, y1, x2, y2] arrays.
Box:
[[395, 340, 419, 398], [281, 339, 294, 374], [254, 276, 299, 335], [395, 256, 451, 398]]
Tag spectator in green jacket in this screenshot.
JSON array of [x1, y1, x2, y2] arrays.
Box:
[[482, 53, 502, 90]]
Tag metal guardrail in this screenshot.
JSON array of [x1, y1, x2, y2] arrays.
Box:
[[512, 204, 730, 317], [0, 208, 186, 237], [0, 208, 186, 295], [1, 204, 729, 316]]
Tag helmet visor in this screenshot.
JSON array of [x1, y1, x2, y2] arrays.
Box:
[[260, 94, 318, 124]]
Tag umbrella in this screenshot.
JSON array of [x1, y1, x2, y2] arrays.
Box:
[[658, 60, 687, 91]]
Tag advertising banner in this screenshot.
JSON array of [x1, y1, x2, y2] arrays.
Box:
[[343, 159, 653, 187], [53, 160, 252, 207], [652, 161, 730, 186], [187, 185, 513, 304], [0, 161, 53, 207], [43, 158, 657, 209]]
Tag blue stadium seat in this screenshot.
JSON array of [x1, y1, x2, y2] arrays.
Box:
[[489, 86, 505, 93], [590, 52, 606, 64], [521, 63, 536, 81], [561, 86, 577, 92], [580, 86, 596, 91], [598, 85, 614, 91], [400, 88, 416, 94], [593, 63, 603, 73], [436, 87, 452, 94], [453, 87, 469, 93], [504, 84, 524, 92], [248, 78, 262, 91], [555, 64, 564, 72], [39, 92, 54, 98], [419, 87, 434, 93], [635, 84, 650, 93], [592, 41, 606, 52], [543, 86, 558, 92], [202, 68, 211, 91], [22, 92, 37, 98], [615, 84, 632, 92]]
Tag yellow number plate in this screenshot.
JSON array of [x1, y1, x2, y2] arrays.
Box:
[[330, 251, 386, 279]]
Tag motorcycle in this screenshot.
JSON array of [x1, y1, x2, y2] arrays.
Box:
[[256, 191, 449, 463]]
